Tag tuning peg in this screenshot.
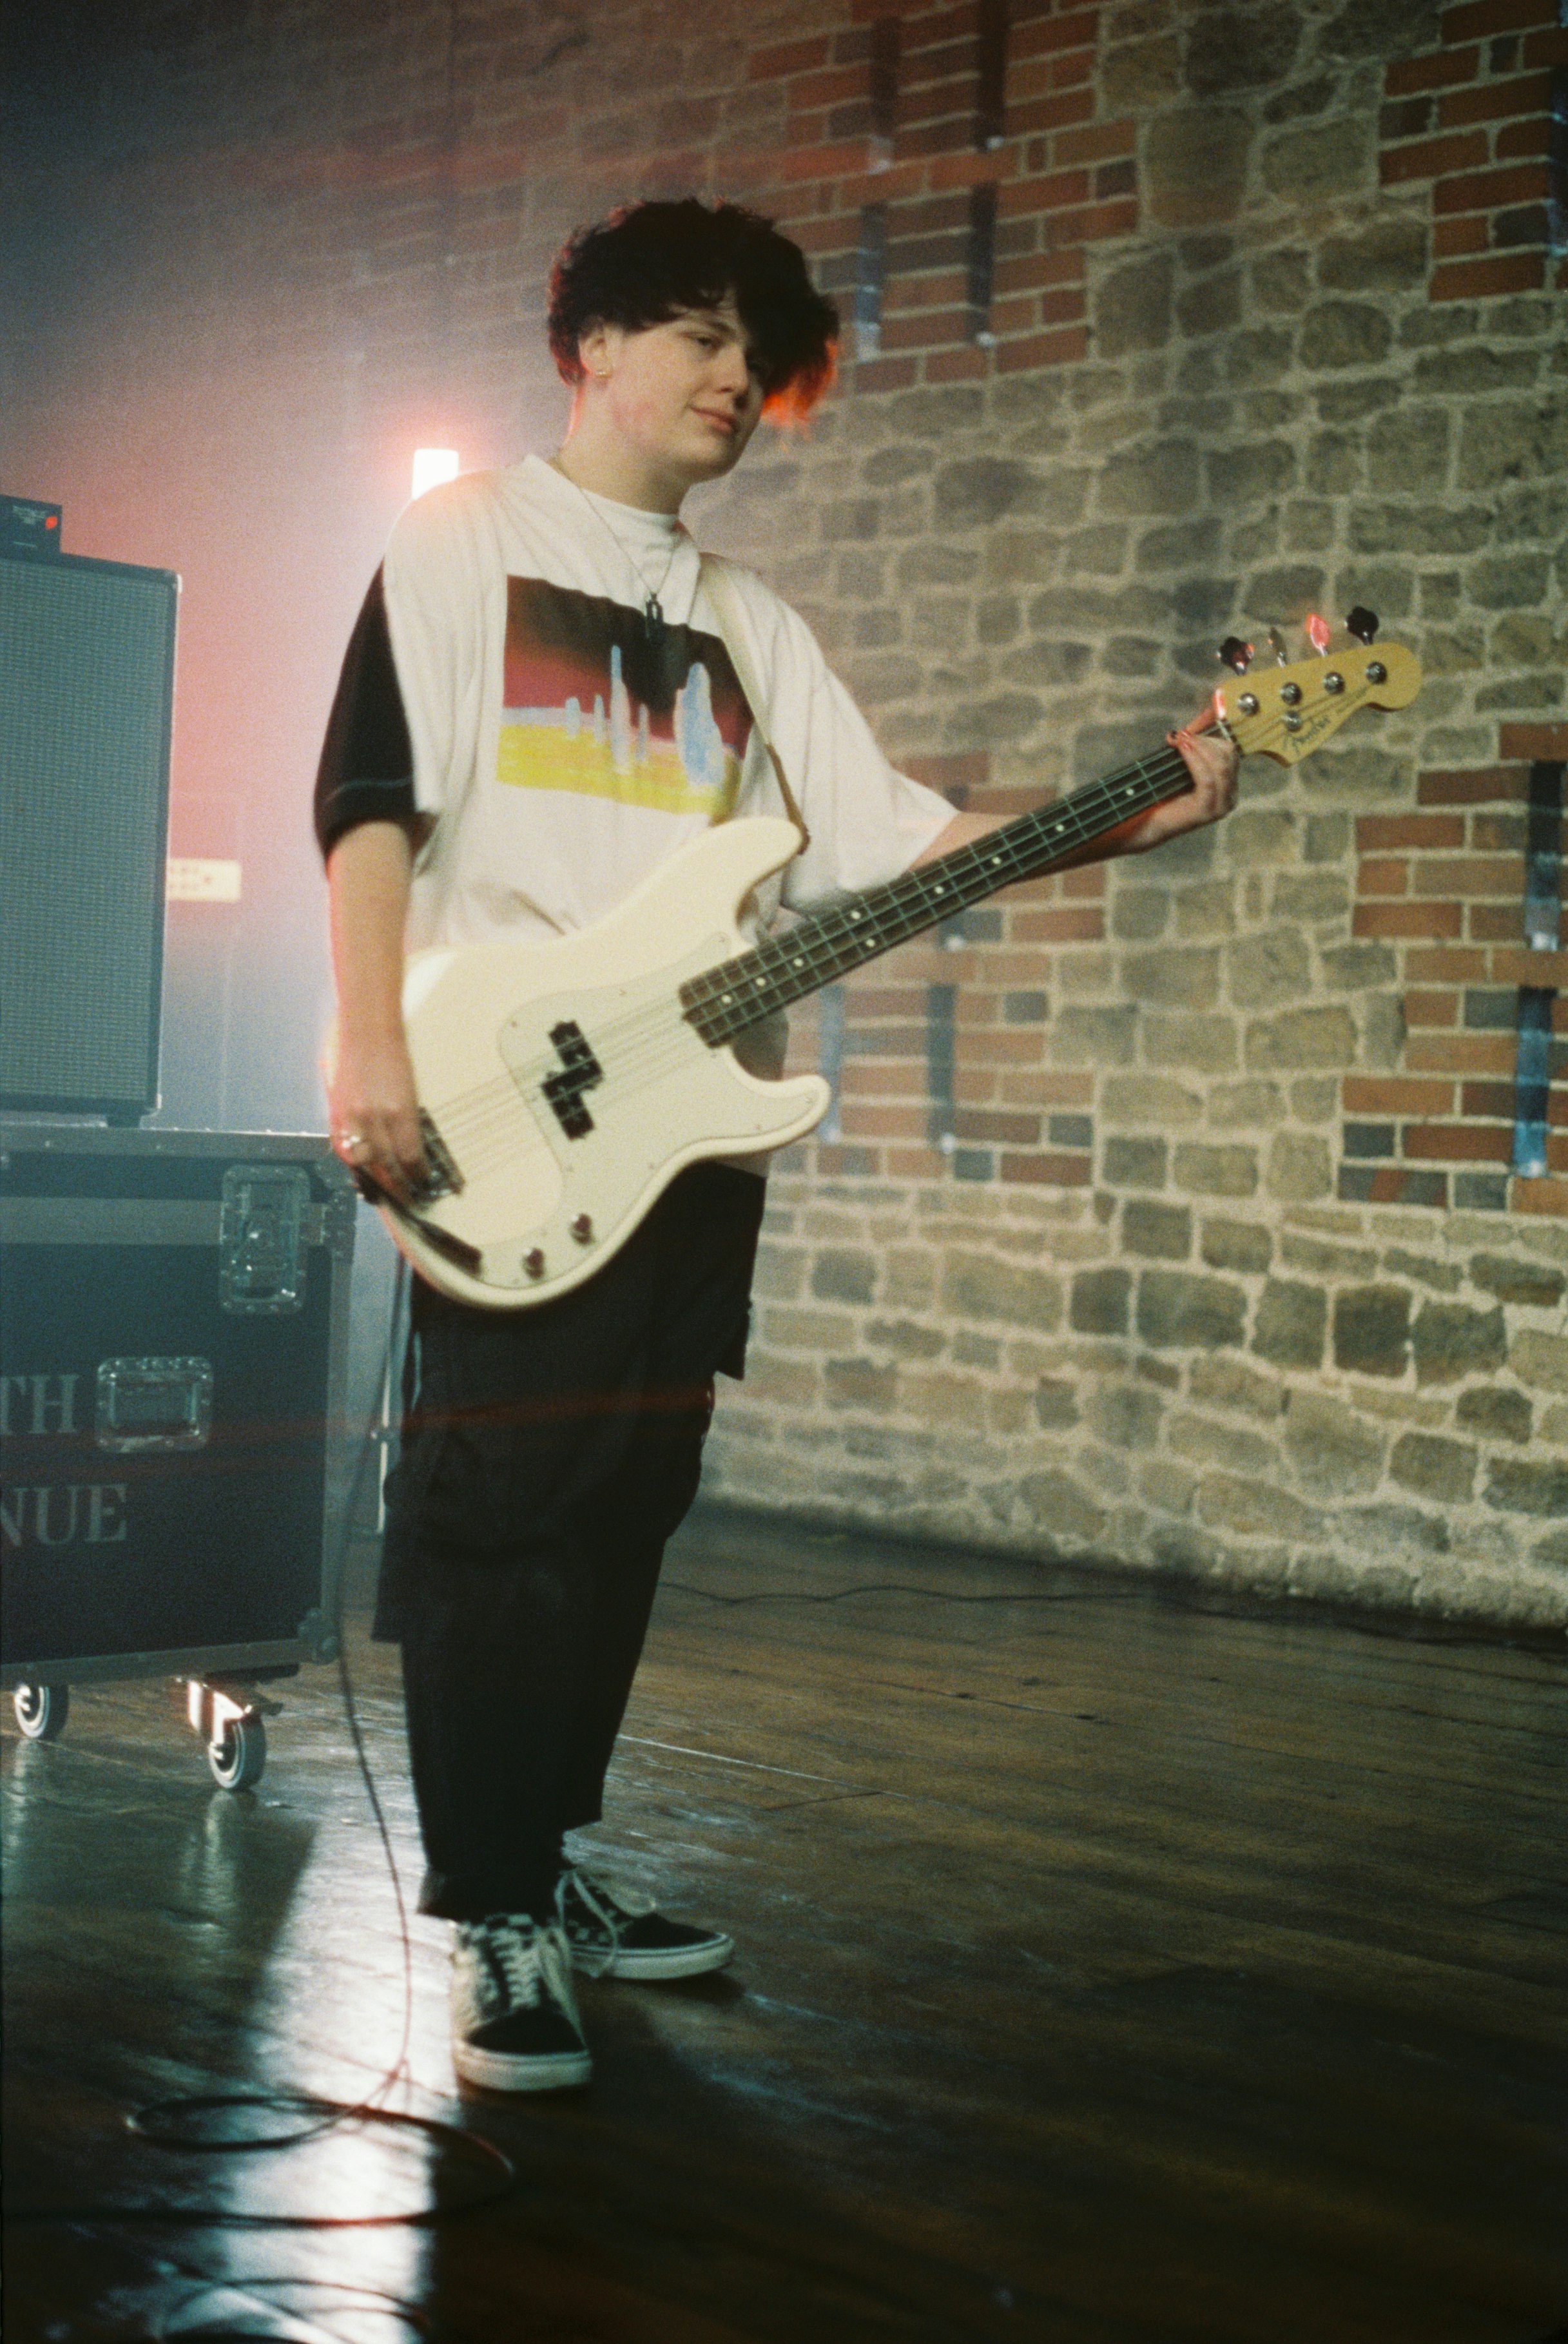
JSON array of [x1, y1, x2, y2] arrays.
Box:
[[1266, 627, 1288, 665], [1306, 614, 1331, 655], [1217, 636, 1253, 674], [1346, 606, 1379, 644]]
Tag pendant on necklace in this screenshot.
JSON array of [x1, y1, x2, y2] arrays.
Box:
[[643, 593, 666, 657]]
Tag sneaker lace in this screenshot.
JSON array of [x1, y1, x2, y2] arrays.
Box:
[[557, 1868, 648, 1977], [469, 1914, 576, 2017], [486, 1918, 547, 2008]]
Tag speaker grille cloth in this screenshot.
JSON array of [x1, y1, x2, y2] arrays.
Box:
[[1, 561, 175, 1107]]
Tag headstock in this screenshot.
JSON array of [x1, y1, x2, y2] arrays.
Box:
[[1214, 612, 1421, 766]]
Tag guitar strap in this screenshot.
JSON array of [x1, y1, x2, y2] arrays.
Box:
[[699, 555, 811, 851]]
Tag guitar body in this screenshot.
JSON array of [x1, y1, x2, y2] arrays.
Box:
[[353, 634, 1420, 1312], [382, 817, 828, 1308]]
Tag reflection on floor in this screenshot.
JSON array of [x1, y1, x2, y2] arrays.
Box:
[[5, 1504, 1567, 2343]]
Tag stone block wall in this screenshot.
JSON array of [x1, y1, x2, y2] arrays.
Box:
[[3, 0, 1564, 1623]]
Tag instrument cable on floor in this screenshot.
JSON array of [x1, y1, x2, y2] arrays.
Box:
[[142, 2270, 447, 2341], [10, 1251, 519, 2238], [666, 1578, 1143, 1604]]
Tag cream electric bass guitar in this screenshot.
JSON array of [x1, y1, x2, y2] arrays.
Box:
[[358, 626, 1420, 1308]]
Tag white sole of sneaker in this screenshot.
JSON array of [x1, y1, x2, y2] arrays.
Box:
[[452, 2040, 593, 2092], [579, 1933, 735, 1981]]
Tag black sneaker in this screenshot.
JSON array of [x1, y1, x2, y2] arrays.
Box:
[[557, 1866, 734, 1981], [450, 1913, 592, 2091]]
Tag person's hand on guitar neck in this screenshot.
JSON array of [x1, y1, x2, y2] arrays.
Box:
[[916, 700, 1239, 871], [325, 818, 431, 1205], [1127, 708, 1239, 855]]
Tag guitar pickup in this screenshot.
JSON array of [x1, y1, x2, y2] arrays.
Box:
[[542, 1020, 604, 1141]]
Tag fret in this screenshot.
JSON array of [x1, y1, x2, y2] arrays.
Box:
[[682, 743, 1195, 1044]]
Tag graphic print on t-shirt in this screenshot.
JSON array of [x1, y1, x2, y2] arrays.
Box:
[[497, 577, 753, 821]]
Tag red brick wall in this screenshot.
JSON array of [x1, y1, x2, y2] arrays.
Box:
[[1346, 722, 1567, 1216], [754, 1, 1134, 391], [1380, 0, 1568, 300]]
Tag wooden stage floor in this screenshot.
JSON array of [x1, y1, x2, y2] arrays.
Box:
[[5, 1506, 1567, 2343]]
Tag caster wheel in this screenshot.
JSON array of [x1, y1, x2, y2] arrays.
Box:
[[14, 1683, 69, 1741], [208, 1712, 266, 1791]]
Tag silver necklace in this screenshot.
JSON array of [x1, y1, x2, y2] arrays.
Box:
[[548, 459, 682, 654]]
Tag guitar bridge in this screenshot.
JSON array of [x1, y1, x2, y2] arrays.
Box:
[[407, 1110, 462, 1206]]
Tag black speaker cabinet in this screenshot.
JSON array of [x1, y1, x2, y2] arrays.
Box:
[[0, 545, 179, 1120]]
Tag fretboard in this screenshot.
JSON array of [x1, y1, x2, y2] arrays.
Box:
[[680, 737, 1203, 1045]]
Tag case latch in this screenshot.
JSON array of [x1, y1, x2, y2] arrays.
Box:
[[96, 1357, 213, 1451], [220, 1165, 309, 1315]]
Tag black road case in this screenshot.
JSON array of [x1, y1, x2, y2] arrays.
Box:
[[1, 1126, 357, 1781]]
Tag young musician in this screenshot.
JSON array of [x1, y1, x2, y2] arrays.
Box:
[[315, 199, 1237, 2093]]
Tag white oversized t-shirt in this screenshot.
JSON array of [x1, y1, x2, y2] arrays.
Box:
[[379, 455, 953, 958]]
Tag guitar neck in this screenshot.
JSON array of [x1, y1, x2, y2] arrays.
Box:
[[681, 735, 1204, 1044]]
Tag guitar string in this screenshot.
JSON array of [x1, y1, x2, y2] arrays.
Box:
[[418, 764, 1284, 1194], [427, 748, 1215, 1188], [412, 739, 1212, 1187], [420, 668, 1399, 1216], [397, 650, 1410, 1234], [420, 738, 1210, 1170], [417, 742, 1199, 1166], [444, 652, 1387, 1148]]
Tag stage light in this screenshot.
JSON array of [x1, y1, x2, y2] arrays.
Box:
[[411, 447, 460, 499]]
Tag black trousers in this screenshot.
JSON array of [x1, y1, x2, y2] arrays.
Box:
[[379, 1162, 766, 1923]]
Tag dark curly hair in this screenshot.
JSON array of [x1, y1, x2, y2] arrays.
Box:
[[547, 199, 839, 423]]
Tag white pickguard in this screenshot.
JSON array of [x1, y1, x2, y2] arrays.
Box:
[[383, 818, 829, 1308]]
